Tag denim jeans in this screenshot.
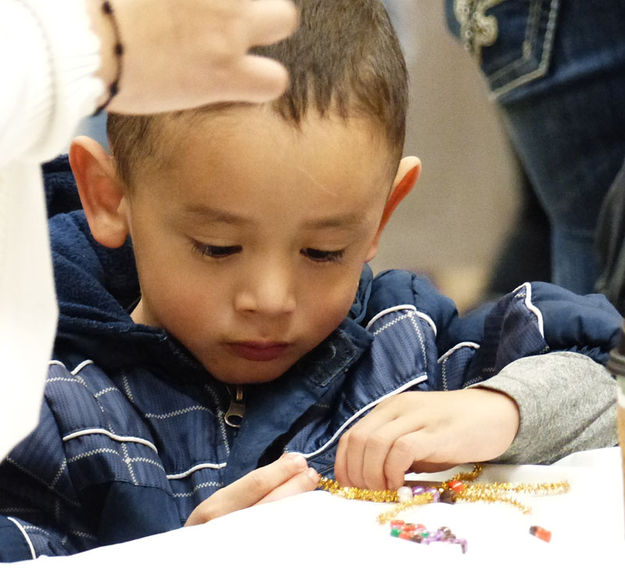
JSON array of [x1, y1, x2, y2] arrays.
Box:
[[445, 0, 625, 294], [596, 158, 625, 314]]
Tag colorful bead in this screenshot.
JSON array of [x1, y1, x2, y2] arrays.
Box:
[[439, 489, 456, 504], [390, 522, 467, 553], [529, 526, 552, 543], [447, 480, 466, 493], [397, 486, 412, 503], [411, 485, 425, 496]]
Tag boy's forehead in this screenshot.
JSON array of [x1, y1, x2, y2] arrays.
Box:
[[132, 109, 400, 232], [154, 107, 398, 187]]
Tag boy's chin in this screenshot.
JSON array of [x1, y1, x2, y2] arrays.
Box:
[[206, 362, 294, 385]]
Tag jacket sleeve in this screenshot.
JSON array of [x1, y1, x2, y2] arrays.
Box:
[[456, 282, 620, 464], [472, 352, 618, 465], [367, 272, 622, 390], [446, 281, 622, 388], [0, 398, 96, 561]]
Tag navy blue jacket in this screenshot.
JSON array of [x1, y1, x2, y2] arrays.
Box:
[[0, 209, 620, 562]]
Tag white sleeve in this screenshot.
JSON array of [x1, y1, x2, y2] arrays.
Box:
[[0, 0, 103, 459], [0, 0, 103, 166]]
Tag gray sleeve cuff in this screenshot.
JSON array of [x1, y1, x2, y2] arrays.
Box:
[[471, 352, 618, 465]]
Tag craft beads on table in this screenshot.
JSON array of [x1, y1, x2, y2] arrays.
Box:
[[389, 521, 468, 553], [397, 486, 412, 503], [529, 525, 552, 543]]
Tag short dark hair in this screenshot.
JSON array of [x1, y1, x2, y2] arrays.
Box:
[[107, 0, 408, 187]]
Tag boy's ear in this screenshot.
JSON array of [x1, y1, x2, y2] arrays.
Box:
[[365, 156, 421, 262], [69, 136, 130, 248]]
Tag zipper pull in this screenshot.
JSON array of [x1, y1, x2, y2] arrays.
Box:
[[225, 385, 245, 428]]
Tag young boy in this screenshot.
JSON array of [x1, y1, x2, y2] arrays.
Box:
[[0, 0, 620, 562]]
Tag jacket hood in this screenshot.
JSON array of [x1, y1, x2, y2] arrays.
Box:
[[51, 211, 187, 370]]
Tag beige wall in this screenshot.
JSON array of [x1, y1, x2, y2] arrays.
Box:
[[370, 1, 521, 307]]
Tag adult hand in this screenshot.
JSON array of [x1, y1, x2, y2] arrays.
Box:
[[334, 388, 520, 491], [185, 452, 319, 526], [89, 0, 298, 114]]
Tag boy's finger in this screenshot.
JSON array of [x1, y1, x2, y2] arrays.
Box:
[[259, 466, 320, 504], [362, 414, 431, 490], [335, 430, 365, 488], [246, 0, 298, 47], [225, 452, 308, 505], [186, 453, 308, 525], [334, 405, 398, 488], [361, 424, 409, 491], [384, 431, 438, 489], [333, 433, 348, 486]]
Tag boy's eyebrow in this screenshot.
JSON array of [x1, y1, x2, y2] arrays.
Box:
[[181, 204, 248, 224], [182, 205, 365, 229], [303, 214, 364, 229]]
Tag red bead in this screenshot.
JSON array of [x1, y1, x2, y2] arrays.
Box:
[[399, 532, 413, 540], [529, 526, 552, 543], [447, 480, 465, 493], [390, 520, 405, 527]]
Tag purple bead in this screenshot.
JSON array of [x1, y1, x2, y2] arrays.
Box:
[[411, 485, 425, 496], [425, 487, 440, 502]]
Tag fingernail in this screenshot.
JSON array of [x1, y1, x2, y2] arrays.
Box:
[[285, 452, 307, 470]]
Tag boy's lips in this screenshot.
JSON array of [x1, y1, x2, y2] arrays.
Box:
[[228, 341, 290, 362]]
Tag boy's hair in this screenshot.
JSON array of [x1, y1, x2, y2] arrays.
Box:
[[107, 0, 408, 187]]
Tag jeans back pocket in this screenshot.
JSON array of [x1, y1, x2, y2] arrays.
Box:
[[447, 0, 560, 99]]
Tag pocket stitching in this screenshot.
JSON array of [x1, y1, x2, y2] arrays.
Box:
[[488, 0, 559, 98]]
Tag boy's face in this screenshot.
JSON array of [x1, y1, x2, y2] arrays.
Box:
[[116, 109, 403, 384]]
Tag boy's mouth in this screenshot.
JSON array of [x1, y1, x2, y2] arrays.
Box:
[[228, 341, 290, 362]]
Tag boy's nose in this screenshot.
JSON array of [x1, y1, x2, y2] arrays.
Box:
[[234, 262, 296, 316]]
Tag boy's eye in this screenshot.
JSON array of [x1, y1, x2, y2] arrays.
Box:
[[301, 248, 345, 263], [192, 241, 242, 258]]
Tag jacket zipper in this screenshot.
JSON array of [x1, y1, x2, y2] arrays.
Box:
[[224, 385, 245, 428]]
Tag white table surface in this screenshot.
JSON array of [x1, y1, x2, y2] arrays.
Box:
[[4, 447, 624, 570]]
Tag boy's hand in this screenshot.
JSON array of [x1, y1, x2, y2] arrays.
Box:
[[185, 453, 319, 526], [92, 0, 298, 114], [334, 388, 520, 491]]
